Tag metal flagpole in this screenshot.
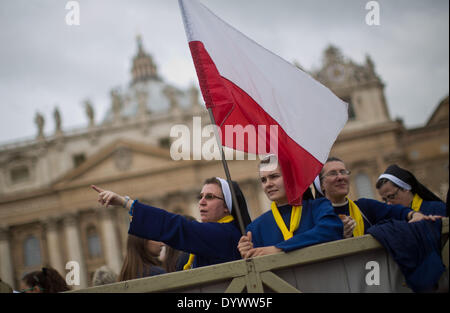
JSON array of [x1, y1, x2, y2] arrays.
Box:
[[207, 108, 246, 235]]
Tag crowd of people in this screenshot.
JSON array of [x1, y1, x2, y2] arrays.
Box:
[[91, 155, 447, 290], [1, 155, 447, 293]]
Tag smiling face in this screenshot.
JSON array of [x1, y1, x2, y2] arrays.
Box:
[[321, 160, 350, 203], [198, 183, 229, 223], [259, 165, 288, 205]]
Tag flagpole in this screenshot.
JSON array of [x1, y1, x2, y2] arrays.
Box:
[[207, 108, 246, 236]]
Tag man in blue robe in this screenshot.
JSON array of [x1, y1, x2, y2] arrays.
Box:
[[238, 155, 343, 259], [92, 177, 251, 269]]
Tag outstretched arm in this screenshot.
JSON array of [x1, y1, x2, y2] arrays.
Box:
[[407, 211, 442, 223], [91, 185, 133, 209], [91, 185, 241, 261]]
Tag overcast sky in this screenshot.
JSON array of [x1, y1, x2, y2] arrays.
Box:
[[0, 0, 448, 145]]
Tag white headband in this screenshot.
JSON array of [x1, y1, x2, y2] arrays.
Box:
[[377, 174, 412, 191], [216, 177, 233, 212], [314, 175, 324, 196]]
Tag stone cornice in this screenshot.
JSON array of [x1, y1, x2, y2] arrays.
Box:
[[336, 121, 404, 143]]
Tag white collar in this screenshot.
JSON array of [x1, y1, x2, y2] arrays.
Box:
[[331, 199, 349, 207]]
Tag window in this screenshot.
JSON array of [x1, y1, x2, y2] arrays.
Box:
[[24, 236, 41, 267], [10, 165, 30, 184], [86, 226, 102, 258], [73, 153, 86, 168], [355, 173, 374, 199], [159, 137, 171, 149]]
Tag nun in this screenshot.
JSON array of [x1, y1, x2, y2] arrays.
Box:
[[376, 164, 446, 216], [92, 177, 252, 269]]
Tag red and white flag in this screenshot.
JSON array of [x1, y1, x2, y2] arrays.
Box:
[[179, 0, 348, 205]]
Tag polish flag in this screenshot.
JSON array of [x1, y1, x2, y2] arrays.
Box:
[[179, 0, 348, 205]]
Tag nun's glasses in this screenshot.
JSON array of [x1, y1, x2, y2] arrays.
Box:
[[323, 169, 351, 178], [197, 193, 224, 201]]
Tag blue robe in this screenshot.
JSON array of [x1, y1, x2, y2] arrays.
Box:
[[368, 219, 445, 292], [247, 198, 343, 252], [333, 198, 412, 233], [417, 200, 446, 217], [128, 201, 242, 268]]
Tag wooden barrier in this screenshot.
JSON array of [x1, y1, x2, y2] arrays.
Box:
[[70, 217, 448, 293]]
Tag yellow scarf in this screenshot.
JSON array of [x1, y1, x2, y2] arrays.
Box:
[[271, 202, 302, 240], [183, 215, 234, 270], [411, 193, 423, 212], [347, 197, 365, 237]]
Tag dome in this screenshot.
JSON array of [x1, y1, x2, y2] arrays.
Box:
[[102, 36, 197, 124]]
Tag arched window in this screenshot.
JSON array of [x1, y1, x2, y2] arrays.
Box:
[[355, 172, 374, 199], [86, 226, 102, 258], [24, 235, 41, 267]]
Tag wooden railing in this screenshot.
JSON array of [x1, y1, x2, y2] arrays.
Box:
[[70, 218, 448, 293]]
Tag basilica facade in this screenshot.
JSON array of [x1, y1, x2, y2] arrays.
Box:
[[0, 37, 447, 289]]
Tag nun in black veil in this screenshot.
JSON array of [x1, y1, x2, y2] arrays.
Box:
[[376, 164, 446, 216]]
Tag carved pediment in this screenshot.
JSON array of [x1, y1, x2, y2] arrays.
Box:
[[53, 139, 173, 188], [313, 45, 382, 91]]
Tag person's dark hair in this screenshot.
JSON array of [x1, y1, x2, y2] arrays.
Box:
[[203, 177, 222, 190], [22, 267, 70, 293], [118, 235, 162, 281]]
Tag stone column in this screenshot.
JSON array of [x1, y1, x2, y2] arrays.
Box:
[[0, 226, 14, 288], [62, 214, 88, 289], [42, 218, 65, 277], [98, 207, 123, 275]]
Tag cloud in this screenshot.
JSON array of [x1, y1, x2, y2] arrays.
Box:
[[0, 0, 448, 144]]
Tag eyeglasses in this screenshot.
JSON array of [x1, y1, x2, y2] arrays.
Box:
[[382, 187, 401, 203], [197, 193, 224, 201], [323, 169, 351, 178]]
